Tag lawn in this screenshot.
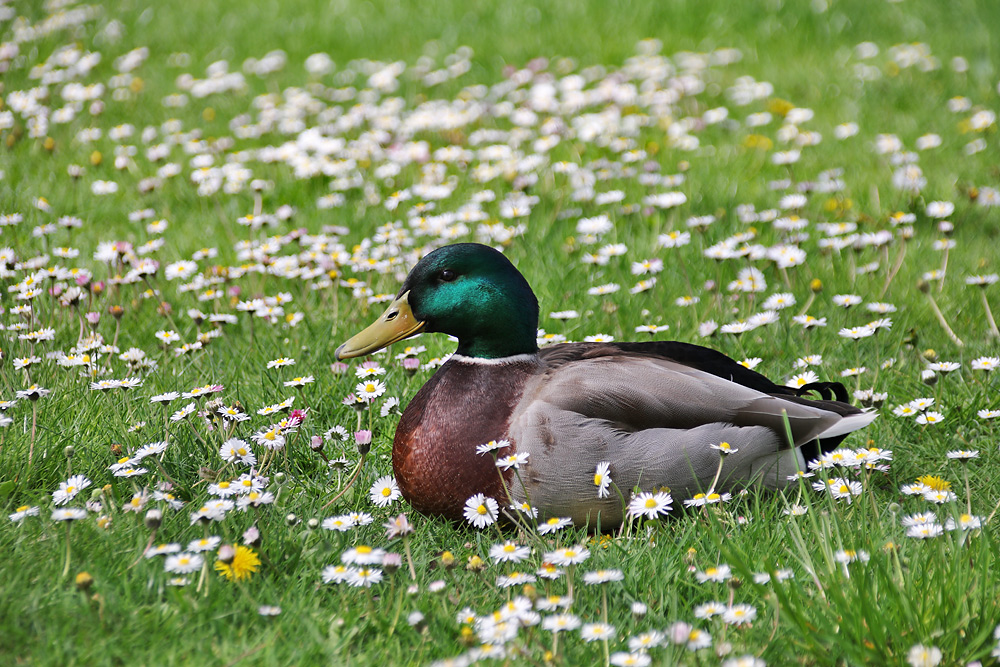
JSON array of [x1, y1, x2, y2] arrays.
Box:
[[1, 0, 999, 665]]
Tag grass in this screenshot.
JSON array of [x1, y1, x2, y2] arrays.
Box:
[[2, 0, 1000, 665]]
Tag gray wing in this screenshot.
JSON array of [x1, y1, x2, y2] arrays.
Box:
[[507, 355, 873, 528]]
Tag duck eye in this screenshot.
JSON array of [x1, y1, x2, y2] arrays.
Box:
[[439, 269, 457, 282]]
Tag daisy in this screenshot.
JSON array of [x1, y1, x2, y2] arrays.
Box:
[[537, 516, 572, 535], [187, 536, 222, 552], [476, 439, 511, 455], [544, 546, 590, 566], [611, 653, 652, 667], [164, 552, 204, 574], [321, 515, 355, 532], [463, 493, 499, 528], [722, 604, 758, 625], [219, 439, 256, 466], [53, 475, 92, 506], [496, 452, 529, 470], [322, 564, 354, 584], [906, 524, 944, 539], [51, 508, 88, 522], [685, 628, 712, 651], [627, 631, 664, 652], [541, 613, 581, 633], [489, 541, 531, 564], [252, 426, 286, 450], [583, 569, 624, 584], [369, 475, 401, 507], [593, 461, 612, 498], [695, 564, 732, 583], [9, 505, 40, 523], [627, 490, 673, 519], [355, 379, 387, 400], [581, 623, 616, 641], [266, 357, 295, 368], [945, 514, 983, 531], [347, 567, 383, 588]]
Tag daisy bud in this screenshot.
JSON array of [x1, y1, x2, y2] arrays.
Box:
[[631, 601, 648, 617], [466, 555, 486, 572], [330, 362, 348, 375], [382, 552, 402, 573], [91, 281, 105, 295], [285, 513, 298, 526], [407, 610, 426, 632], [922, 348, 938, 362], [217, 544, 236, 564], [917, 279, 930, 294], [307, 518, 320, 530], [728, 577, 743, 591], [921, 369, 938, 385], [243, 526, 260, 547], [716, 641, 733, 658], [310, 435, 324, 452], [406, 584, 420, 595], [810, 278, 823, 293], [85, 311, 101, 327], [703, 280, 717, 292], [64, 445, 75, 459], [144, 508, 162, 530], [108, 305, 124, 319], [273, 472, 286, 485], [522, 583, 538, 601], [402, 357, 421, 376], [355, 430, 372, 455], [668, 621, 692, 645], [75, 572, 94, 592]]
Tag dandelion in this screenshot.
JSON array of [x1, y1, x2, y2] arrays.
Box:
[[214, 545, 260, 581]]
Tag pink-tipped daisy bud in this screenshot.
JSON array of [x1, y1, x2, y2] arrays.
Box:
[[243, 524, 261, 547], [355, 430, 372, 455], [310, 435, 324, 452], [217, 544, 236, 564], [402, 357, 421, 375], [382, 552, 402, 574]]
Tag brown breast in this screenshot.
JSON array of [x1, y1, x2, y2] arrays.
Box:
[[392, 356, 540, 521]]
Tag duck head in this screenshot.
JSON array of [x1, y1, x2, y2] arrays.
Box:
[[336, 243, 540, 360]]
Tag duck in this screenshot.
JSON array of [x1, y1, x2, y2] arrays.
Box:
[[336, 242, 876, 528]]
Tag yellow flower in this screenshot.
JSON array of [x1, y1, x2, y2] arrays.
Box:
[[917, 475, 951, 491], [214, 545, 260, 581]]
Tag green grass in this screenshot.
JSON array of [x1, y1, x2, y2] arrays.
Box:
[[2, 0, 1000, 665]]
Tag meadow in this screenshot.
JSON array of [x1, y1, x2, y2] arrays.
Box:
[[1, 0, 1000, 664]]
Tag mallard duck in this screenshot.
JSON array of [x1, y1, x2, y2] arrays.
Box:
[[336, 243, 876, 528]]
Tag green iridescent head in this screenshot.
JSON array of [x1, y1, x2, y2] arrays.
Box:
[[336, 243, 540, 360]]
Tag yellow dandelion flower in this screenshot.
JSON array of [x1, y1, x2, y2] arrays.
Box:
[[917, 475, 951, 491], [214, 545, 260, 581]]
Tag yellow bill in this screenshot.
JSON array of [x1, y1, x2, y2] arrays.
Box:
[[335, 291, 424, 359]]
